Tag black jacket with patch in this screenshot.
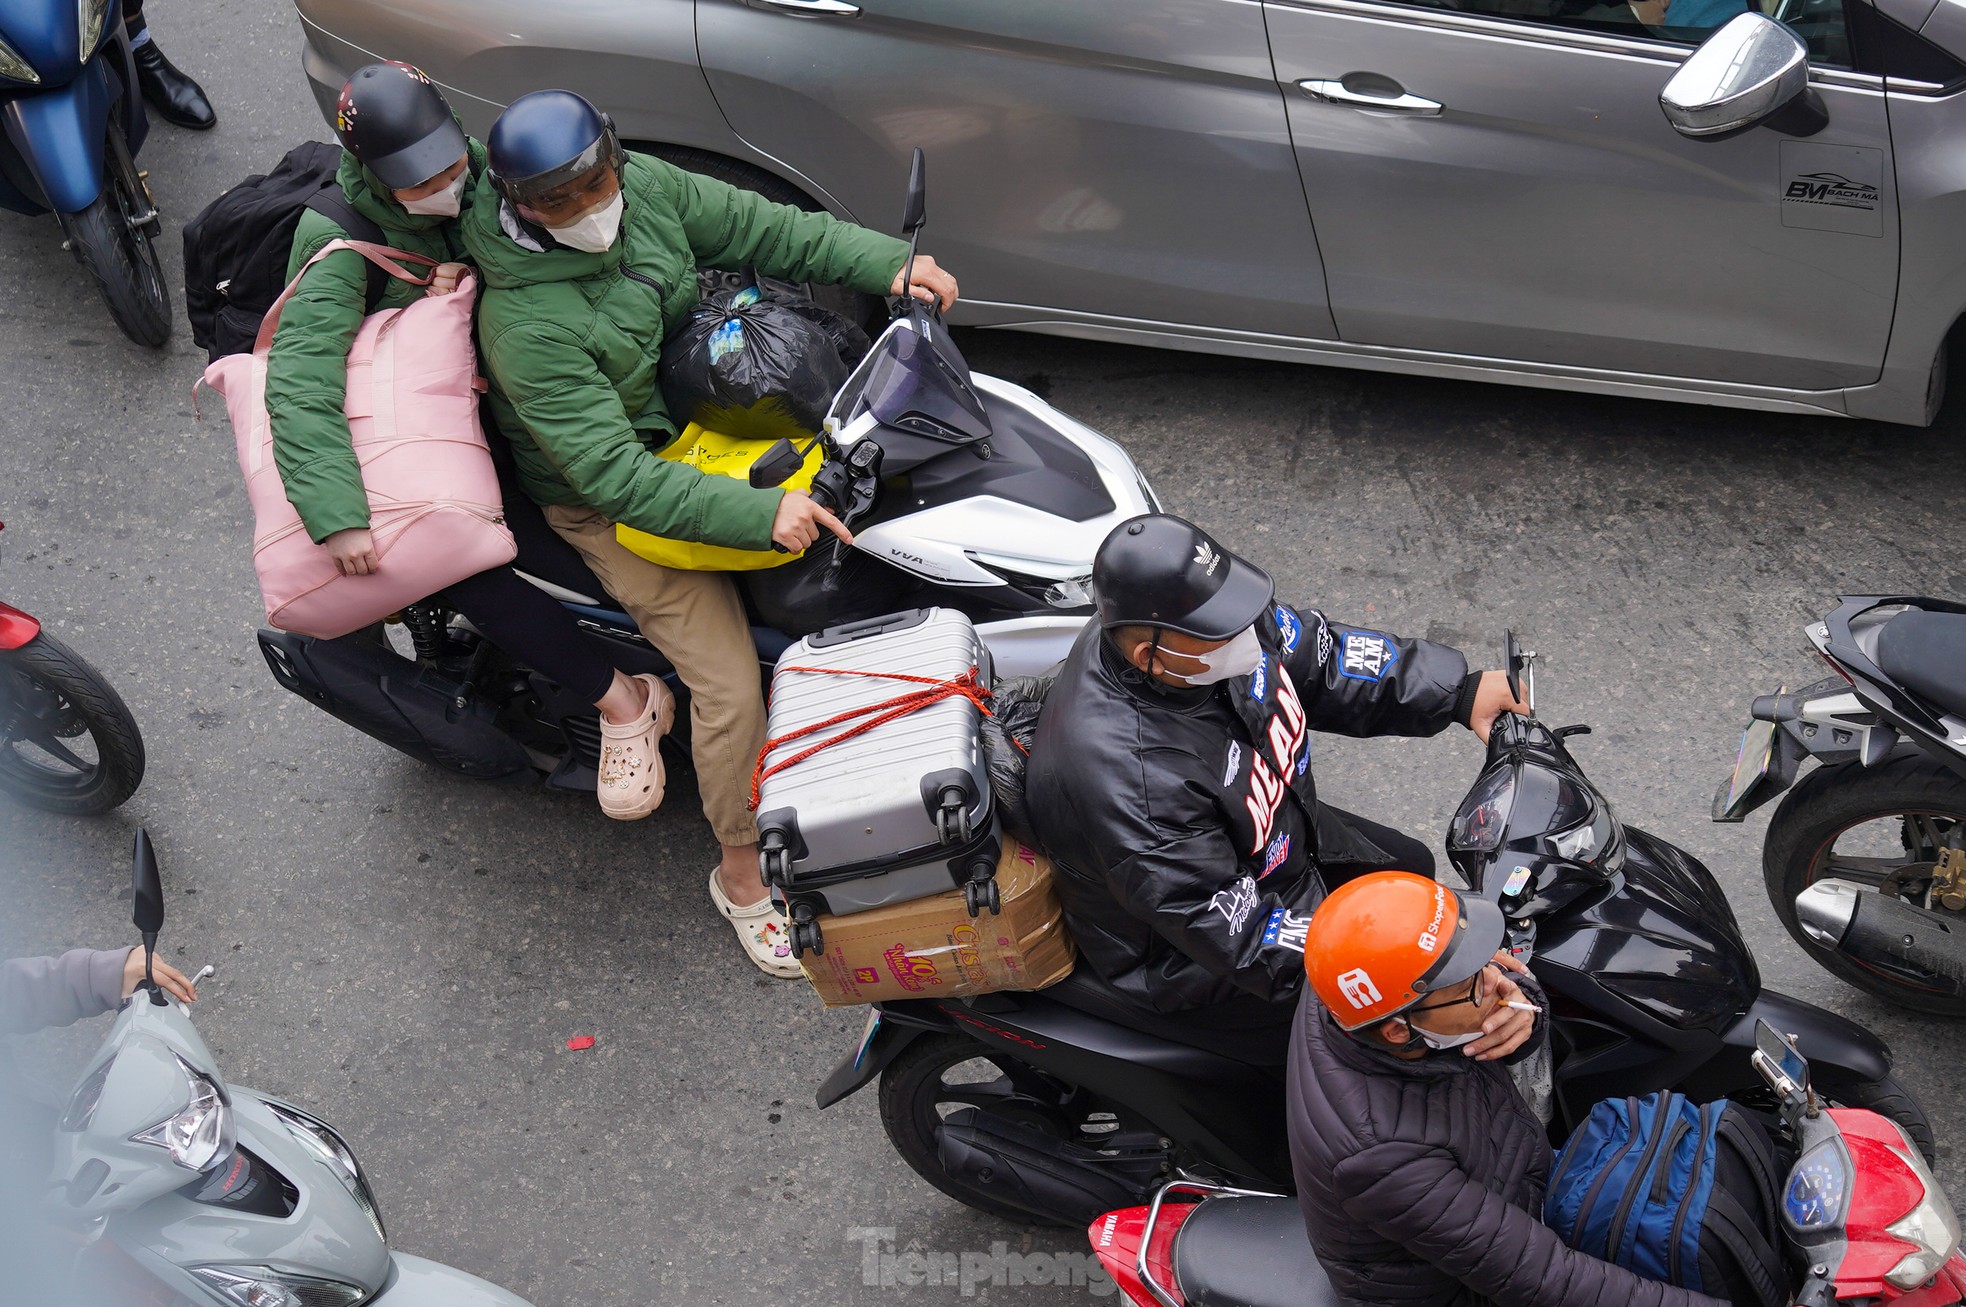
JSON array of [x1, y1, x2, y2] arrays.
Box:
[[1286, 992, 1729, 1307], [1023, 604, 1468, 1012]]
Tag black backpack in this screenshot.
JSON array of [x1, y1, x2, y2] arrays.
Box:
[[1546, 1093, 1790, 1307], [182, 141, 388, 363]]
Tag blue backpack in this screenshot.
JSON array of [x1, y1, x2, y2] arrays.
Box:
[[1544, 1093, 1788, 1307]]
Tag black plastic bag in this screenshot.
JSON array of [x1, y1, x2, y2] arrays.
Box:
[[983, 673, 1054, 846], [660, 275, 871, 441]]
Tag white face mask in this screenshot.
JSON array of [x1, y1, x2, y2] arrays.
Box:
[[1411, 1024, 1484, 1052], [1163, 625, 1263, 686], [398, 170, 467, 217], [545, 190, 624, 254]]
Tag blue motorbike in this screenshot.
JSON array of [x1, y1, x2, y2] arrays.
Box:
[[0, 0, 170, 345]]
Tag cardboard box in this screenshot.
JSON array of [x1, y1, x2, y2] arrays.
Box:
[[797, 835, 1077, 1007]]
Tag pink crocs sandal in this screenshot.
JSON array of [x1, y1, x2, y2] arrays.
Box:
[[596, 674, 675, 821], [709, 868, 803, 979]]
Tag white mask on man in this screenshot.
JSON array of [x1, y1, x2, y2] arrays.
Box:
[[546, 190, 624, 254], [1165, 624, 1263, 686], [1411, 1025, 1484, 1052], [398, 170, 467, 217]]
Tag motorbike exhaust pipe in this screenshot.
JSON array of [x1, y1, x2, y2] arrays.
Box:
[[1795, 879, 1966, 995]]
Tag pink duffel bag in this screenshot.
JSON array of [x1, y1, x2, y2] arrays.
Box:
[[199, 238, 516, 640]]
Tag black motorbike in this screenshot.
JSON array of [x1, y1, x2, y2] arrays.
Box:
[[817, 633, 1931, 1229], [1715, 596, 1966, 1015]]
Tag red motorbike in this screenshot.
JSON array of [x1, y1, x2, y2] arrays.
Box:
[[0, 521, 145, 814], [1087, 1020, 1963, 1307]]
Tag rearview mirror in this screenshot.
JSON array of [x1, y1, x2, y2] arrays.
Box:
[[748, 438, 808, 489], [132, 828, 164, 936], [901, 147, 926, 235], [1660, 13, 1827, 139]]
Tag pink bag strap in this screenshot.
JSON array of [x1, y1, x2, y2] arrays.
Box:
[[253, 238, 440, 356]]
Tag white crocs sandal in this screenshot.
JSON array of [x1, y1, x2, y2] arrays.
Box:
[[709, 868, 803, 979], [596, 674, 675, 821]]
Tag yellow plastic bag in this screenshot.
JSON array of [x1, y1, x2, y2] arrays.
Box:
[[614, 423, 823, 571]]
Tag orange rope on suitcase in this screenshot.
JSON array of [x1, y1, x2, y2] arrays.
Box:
[[748, 664, 994, 811]]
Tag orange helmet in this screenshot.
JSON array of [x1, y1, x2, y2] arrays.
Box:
[[1304, 871, 1507, 1031]]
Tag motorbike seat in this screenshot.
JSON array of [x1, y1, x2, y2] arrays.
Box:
[[1036, 967, 1293, 1068], [1877, 609, 1966, 721], [484, 417, 620, 608], [1173, 1196, 1340, 1307]]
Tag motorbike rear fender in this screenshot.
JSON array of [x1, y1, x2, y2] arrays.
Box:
[[815, 1002, 950, 1109], [1679, 986, 1892, 1100], [926, 997, 1292, 1188], [0, 601, 42, 650], [1, 59, 114, 213]]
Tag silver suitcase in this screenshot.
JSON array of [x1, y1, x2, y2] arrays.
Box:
[[756, 608, 1002, 954]]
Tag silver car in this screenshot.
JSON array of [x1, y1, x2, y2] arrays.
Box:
[[296, 0, 1966, 426]]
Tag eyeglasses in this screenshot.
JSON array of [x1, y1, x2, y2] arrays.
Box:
[[1407, 967, 1492, 1016]]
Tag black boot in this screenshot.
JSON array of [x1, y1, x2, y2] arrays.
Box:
[[131, 39, 216, 131]]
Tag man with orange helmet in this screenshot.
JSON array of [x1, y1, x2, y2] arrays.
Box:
[[1287, 872, 1727, 1307]]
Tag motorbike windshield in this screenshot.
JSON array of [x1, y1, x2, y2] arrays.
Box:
[[830, 314, 991, 445]]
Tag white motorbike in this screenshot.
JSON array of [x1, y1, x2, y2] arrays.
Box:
[[37, 830, 534, 1307]]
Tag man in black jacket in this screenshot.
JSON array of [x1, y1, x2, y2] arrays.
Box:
[[1023, 514, 1523, 1026], [1288, 872, 1728, 1307]]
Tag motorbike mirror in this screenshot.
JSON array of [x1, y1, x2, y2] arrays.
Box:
[[901, 147, 927, 235], [1503, 630, 1536, 714], [1749, 1018, 1812, 1104], [132, 829, 164, 935], [132, 829, 167, 1005], [748, 438, 807, 489]]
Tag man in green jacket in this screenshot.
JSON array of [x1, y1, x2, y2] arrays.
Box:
[[464, 89, 958, 977], [265, 63, 672, 822]]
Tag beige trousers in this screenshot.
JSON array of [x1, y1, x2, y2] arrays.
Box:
[[543, 504, 764, 847]]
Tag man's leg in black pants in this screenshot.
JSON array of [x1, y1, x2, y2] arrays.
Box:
[[1316, 804, 1436, 887]]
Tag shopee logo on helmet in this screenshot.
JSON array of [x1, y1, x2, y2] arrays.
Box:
[[1336, 968, 1382, 1010], [1418, 884, 1447, 953]]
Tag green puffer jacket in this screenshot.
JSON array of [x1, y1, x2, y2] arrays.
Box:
[[461, 152, 909, 550], [263, 139, 487, 543]]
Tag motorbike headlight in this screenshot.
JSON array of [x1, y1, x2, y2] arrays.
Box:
[[1883, 1137, 1961, 1290], [1043, 574, 1093, 608], [0, 35, 40, 84], [131, 1057, 234, 1172], [78, 0, 111, 56], [267, 1101, 386, 1242], [1781, 1139, 1850, 1233], [1551, 803, 1621, 869], [1449, 765, 1516, 854], [187, 1265, 368, 1307]]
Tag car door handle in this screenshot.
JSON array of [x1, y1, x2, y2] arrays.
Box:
[[1296, 79, 1443, 116], [749, 0, 862, 14]]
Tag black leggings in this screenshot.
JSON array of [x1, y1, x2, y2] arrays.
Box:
[[440, 566, 615, 705]]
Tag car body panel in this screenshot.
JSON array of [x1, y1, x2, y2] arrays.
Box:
[[292, 0, 1966, 426], [695, 0, 1337, 338], [1266, 0, 1897, 389]]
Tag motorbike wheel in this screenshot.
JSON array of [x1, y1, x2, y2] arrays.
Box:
[[877, 1032, 1165, 1227], [59, 122, 171, 348], [1764, 756, 1966, 1016], [0, 632, 145, 814]]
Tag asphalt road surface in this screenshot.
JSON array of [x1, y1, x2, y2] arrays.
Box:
[[5, 4, 1966, 1304]]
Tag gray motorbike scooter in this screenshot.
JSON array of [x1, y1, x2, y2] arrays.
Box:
[[39, 830, 533, 1307]]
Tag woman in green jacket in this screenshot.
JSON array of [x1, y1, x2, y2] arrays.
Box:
[[263, 62, 671, 821]]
